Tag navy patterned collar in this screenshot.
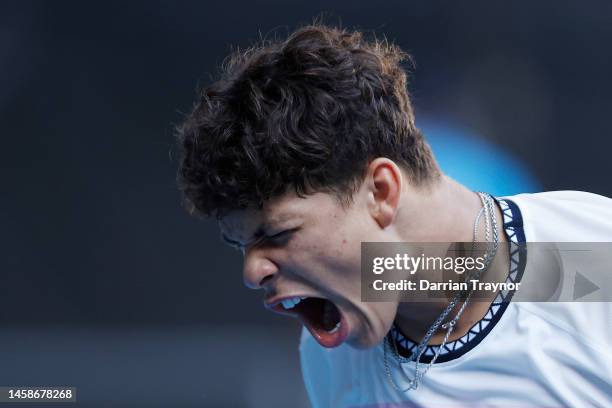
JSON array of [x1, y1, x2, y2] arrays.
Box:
[[388, 198, 526, 363]]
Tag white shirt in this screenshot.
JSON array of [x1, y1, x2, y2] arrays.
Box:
[[300, 191, 612, 407]]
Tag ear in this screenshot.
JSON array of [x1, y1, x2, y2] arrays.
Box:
[[365, 158, 403, 229]]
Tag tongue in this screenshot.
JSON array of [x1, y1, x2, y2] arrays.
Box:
[[295, 298, 348, 348], [322, 301, 339, 331]]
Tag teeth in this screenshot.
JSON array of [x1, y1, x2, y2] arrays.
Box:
[[282, 296, 305, 310], [328, 321, 341, 333]]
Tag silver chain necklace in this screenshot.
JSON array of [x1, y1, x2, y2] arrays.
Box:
[[383, 192, 500, 392]]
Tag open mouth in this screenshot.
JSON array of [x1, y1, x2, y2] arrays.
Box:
[[269, 297, 348, 348]]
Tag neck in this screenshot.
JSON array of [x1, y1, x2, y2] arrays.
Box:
[[396, 175, 483, 242], [393, 176, 508, 344]]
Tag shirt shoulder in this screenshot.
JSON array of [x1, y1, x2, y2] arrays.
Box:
[[502, 190, 612, 241], [514, 302, 612, 355]]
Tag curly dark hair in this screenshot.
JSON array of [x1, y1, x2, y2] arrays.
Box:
[[177, 23, 440, 217]]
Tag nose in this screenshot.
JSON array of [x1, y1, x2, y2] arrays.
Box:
[[242, 250, 278, 289]]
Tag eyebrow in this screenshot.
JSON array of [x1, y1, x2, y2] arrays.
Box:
[[220, 213, 297, 248]]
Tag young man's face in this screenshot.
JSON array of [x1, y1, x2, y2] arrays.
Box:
[[219, 188, 399, 349]]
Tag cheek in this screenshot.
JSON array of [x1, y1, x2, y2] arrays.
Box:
[[284, 232, 358, 286], [284, 213, 371, 286], [294, 223, 347, 258]]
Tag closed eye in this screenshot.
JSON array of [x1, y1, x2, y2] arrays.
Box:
[[221, 228, 298, 252], [265, 228, 297, 246]]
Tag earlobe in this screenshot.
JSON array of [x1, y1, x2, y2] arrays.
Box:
[[367, 158, 402, 229]]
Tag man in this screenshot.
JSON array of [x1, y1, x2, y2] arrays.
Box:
[[176, 24, 612, 407]]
